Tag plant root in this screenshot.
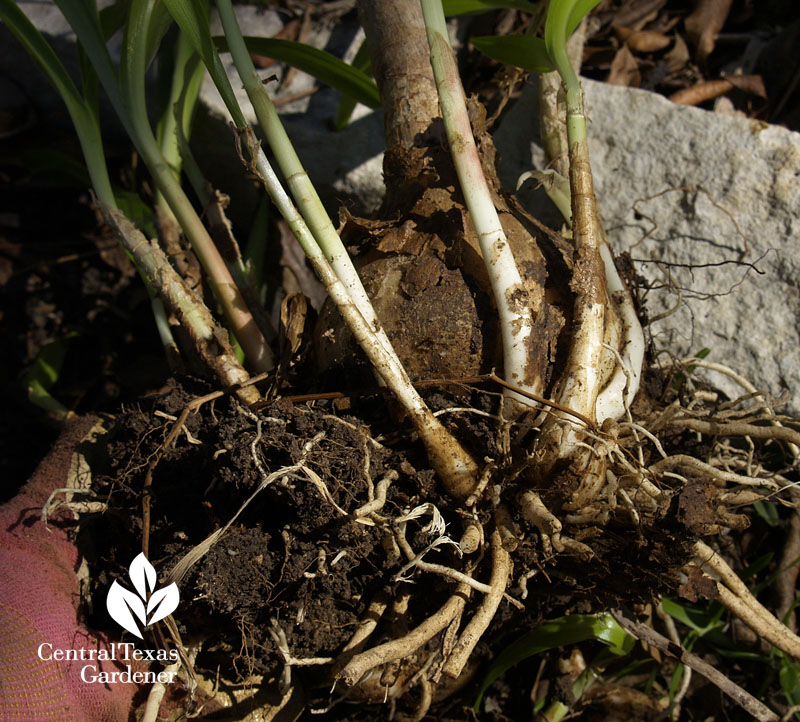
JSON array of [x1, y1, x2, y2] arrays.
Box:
[[442, 529, 511, 679], [337, 585, 471, 687], [689, 541, 800, 660]]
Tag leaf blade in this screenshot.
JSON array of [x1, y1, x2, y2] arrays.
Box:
[[474, 613, 634, 709], [214, 36, 381, 110], [442, 0, 539, 14], [471, 34, 554, 72], [161, 0, 248, 127]]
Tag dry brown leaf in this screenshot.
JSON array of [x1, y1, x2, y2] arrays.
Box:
[[612, 0, 669, 32], [280, 292, 308, 357], [665, 33, 691, 75], [626, 30, 672, 53], [607, 45, 641, 87], [684, 0, 734, 63], [668, 75, 765, 106]]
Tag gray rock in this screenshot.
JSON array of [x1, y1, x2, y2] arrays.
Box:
[[495, 78, 800, 415]]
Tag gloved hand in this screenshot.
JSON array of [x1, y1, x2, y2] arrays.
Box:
[[0, 417, 139, 721]]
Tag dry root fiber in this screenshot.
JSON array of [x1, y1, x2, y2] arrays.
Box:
[[80, 353, 800, 718]]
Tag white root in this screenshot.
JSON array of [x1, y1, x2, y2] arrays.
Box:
[[650, 454, 781, 491], [692, 541, 800, 660], [594, 242, 644, 425], [442, 530, 511, 679], [338, 585, 471, 687]]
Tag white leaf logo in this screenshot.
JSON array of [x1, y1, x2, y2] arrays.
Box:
[[129, 552, 156, 599], [106, 553, 180, 638], [107, 581, 147, 638], [147, 583, 180, 624]]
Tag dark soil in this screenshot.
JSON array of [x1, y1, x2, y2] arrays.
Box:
[[62, 362, 702, 721]]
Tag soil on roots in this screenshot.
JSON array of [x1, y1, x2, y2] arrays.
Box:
[[75, 370, 703, 720]]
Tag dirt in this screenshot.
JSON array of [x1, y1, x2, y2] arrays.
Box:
[[61, 360, 700, 721]]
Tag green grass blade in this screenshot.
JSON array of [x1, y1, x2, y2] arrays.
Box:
[[157, 29, 204, 182], [474, 613, 634, 709], [471, 34, 554, 71], [161, 0, 248, 128], [120, 0, 173, 105], [99, 0, 128, 37], [565, 0, 602, 36], [335, 37, 372, 130], [443, 0, 539, 14], [216, 36, 381, 110], [54, 0, 128, 125], [78, 0, 124, 135], [22, 333, 79, 420]]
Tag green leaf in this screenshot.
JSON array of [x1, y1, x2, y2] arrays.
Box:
[[0, 0, 85, 119], [1, 0, 117, 205], [660, 598, 712, 633], [99, 0, 129, 39], [442, 0, 539, 14], [565, 0, 602, 37], [471, 34, 554, 72], [780, 660, 800, 700], [544, 0, 601, 96], [115, 189, 158, 238], [54, 0, 127, 124], [161, 0, 248, 127], [22, 333, 79, 420], [216, 36, 381, 110], [120, 0, 173, 104], [474, 613, 634, 709], [335, 38, 372, 130], [753, 501, 780, 528]]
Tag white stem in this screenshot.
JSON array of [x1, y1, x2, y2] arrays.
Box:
[[216, 0, 396, 363], [421, 0, 536, 407], [594, 242, 644, 424], [244, 131, 478, 499]]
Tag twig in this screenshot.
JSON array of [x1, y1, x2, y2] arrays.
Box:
[[610, 610, 779, 722]]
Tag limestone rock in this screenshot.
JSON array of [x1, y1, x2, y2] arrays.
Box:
[[495, 78, 800, 415]]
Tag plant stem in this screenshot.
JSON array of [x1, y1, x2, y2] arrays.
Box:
[[420, 0, 538, 410], [218, 0, 480, 496], [555, 73, 643, 426], [239, 129, 479, 499], [122, 0, 273, 373], [215, 0, 394, 362], [356, 0, 441, 154], [101, 205, 260, 405]]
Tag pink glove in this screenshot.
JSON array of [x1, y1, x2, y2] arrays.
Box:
[[0, 417, 140, 721]]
